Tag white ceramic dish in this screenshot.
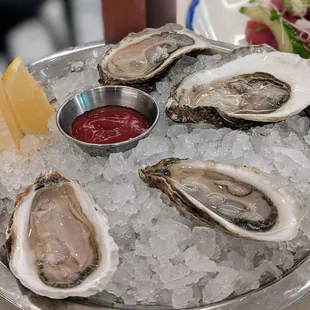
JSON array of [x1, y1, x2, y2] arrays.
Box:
[[186, 0, 253, 45]]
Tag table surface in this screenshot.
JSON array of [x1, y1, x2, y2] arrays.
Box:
[[1, 295, 309, 310]]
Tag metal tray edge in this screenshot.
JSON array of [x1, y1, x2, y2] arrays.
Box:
[[0, 39, 309, 310]]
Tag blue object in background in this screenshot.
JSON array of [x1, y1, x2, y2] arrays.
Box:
[[186, 0, 199, 31]]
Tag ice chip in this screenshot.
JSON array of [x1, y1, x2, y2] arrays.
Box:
[[172, 286, 193, 309], [70, 60, 84, 72]]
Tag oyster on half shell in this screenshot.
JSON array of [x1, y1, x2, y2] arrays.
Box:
[[98, 23, 211, 91], [6, 171, 119, 299], [139, 158, 307, 242], [166, 46, 310, 128]]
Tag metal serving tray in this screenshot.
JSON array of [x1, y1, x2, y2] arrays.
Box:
[[1, 40, 310, 310]]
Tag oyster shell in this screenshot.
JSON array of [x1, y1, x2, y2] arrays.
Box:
[[98, 23, 211, 91], [166, 46, 310, 128], [139, 158, 307, 241], [6, 171, 119, 299]]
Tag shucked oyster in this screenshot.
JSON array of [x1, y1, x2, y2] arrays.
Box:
[[166, 46, 310, 128], [6, 171, 119, 299], [139, 158, 307, 241], [98, 23, 211, 91]]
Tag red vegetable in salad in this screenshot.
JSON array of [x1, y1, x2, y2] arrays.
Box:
[[270, 0, 284, 12], [245, 20, 278, 49]]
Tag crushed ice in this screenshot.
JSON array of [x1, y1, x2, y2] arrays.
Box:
[[0, 53, 310, 308]]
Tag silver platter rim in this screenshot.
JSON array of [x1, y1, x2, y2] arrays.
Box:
[[0, 40, 309, 310]]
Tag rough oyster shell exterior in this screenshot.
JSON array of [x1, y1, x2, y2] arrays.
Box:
[[166, 45, 310, 128], [98, 23, 212, 92], [139, 158, 307, 242]]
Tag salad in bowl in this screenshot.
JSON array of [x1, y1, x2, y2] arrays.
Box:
[[241, 0, 310, 58]]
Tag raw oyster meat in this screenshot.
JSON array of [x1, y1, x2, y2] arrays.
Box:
[[139, 158, 307, 242], [166, 46, 310, 128], [6, 171, 119, 299], [98, 23, 211, 91]]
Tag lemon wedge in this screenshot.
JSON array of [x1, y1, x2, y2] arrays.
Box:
[[0, 78, 23, 151], [3, 57, 55, 134]]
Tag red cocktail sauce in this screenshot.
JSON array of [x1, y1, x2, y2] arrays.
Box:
[[71, 106, 149, 144]]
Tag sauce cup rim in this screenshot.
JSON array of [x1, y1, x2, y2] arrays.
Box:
[[56, 85, 160, 148]]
